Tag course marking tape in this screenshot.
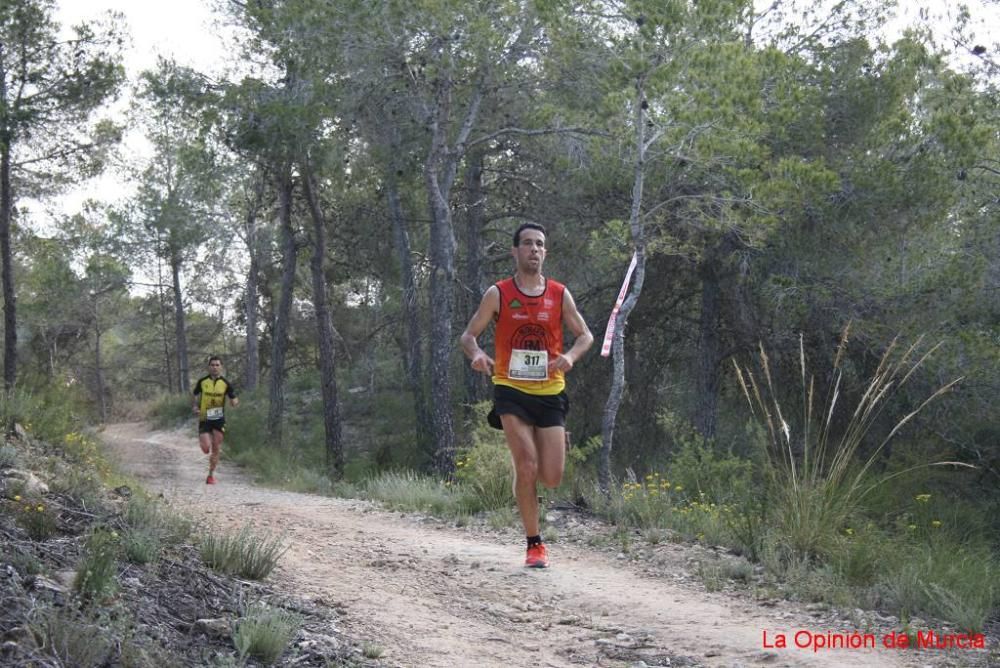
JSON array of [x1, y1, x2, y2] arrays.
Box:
[[600, 251, 637, 357]]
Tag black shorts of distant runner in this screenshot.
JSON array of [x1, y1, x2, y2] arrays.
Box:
[[199, 420, 225, 434], [488, 384, 569, 430]]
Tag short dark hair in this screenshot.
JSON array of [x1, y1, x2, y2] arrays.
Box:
[[513, 222, 546, 247], [208, 355, 222, 364]]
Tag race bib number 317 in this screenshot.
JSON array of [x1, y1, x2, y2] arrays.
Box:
[[509, 349, 548, 381]]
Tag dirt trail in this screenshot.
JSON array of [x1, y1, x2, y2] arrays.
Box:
[[101, 423, 946, 668]]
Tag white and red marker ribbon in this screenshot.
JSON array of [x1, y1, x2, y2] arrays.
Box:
[[600, 252, 637, 357]]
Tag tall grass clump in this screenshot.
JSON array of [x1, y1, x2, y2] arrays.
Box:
[[366, 470, 466, 515], [200, 523, 287, 580], [232, 602, 301, 665], [732, 326, 968, 563], [74, 528, 120, 602]]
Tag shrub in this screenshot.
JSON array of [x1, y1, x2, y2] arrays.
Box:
[[123, 494, 192, 547], [0, 443, 19, 468], [30, 607, 111, 668], [13, 496, 57, 541], [733, 328, 967, 561], [455, 407, 514, 514], [232, 603, 300, 665], [123, 528, 161, 565], [51, 466, 106, 512], [200, 524, 287, 580], [148, 394, 197, 429], [74, 528, 120, 602], [365, 470, 464, 516]]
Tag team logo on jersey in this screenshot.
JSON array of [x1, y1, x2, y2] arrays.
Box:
[[512, 324, 548, 351], [509, 299, 523, 309]]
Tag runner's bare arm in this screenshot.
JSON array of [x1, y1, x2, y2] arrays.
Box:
[[460, 286, 500, 374], [551, 289, 593, 372]]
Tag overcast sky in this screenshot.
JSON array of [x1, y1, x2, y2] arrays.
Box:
[[56, 0, 230, 76], [37, 0, 996, 230]]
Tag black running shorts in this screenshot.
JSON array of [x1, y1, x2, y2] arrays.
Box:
[[199, 420, 225, 434], [489, 384, 569, 430]]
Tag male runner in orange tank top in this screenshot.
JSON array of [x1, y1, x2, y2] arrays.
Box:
[[460, 223, 593, 568]]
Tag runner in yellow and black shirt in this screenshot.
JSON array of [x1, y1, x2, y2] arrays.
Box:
[[192, 356, 239, 485]]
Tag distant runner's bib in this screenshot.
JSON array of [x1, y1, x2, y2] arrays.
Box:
[[206, 407, 224, 420], [508, 348, 548, 381]]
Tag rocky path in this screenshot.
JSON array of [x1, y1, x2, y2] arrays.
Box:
[[101, 423, 971, 667]]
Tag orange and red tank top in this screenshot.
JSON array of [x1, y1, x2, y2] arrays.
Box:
[[493, 276, 565, 395]]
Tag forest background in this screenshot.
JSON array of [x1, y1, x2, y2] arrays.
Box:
[[1, 0, 998, 632]]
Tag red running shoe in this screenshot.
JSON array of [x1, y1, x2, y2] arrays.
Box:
[[525, 543, 549, 568], [206, 475, 217, 485]]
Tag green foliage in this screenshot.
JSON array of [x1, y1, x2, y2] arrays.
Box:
[[74, 528, 120, 602], [200, 524, 288, 580], [148, 394, 197, 429], [454, 403, 513, 513], [232, 602, 301, 665], [733, 330, 965, 561], [0, 386, 87, 444], [122, 528, 161, 565], [12, 496, 57, 540], [879, 535, 998, 633], [123, 494, 192, 547], [30, 607, 112, 668], [364, 471, 467, 516], [0, 443, 19, 468]]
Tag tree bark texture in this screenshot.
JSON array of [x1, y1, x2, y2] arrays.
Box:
[[0, 137, 16, 393], [386, 176, 432, 449], [94, 327, 107, 423], [243, 181, 264, 393], [425, 77, 483, 474], [599, 77, 649, 494], [426, 165, 457, 473], [157, 254, 175, 393], [170, 248, 190, 394], [301, 162, 344, 479], [461, 150, 491, 410], [267, 165, 296, 448], [694, 258, 723, 440]]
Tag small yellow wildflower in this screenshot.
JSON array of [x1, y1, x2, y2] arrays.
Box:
[[14, 495, 21, 502], [844, 527, 854, 536], [674, 485, 683, 492], [908, 524, 917, 530], [931, 520, 941, 528], [915, 494, 931, 503], [36, 505, 44, 512]]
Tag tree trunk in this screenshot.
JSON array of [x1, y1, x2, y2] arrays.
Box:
[[301, 161, 344, 479], [426, 166, 457, 473], [156, 251, 174, 393], [386, 175, 432, 450], [599, 76, 649, 494], [694, 260, 722, 440], [462, 149, 490, 411], [267, 164, 296, 448], [424, 78, 483, 474], [243, 202, 261, 392], [170, 247, 190, 394], [0, 137, 16, 393], [94, 326, 107, 423]]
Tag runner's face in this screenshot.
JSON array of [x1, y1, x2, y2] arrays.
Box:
[[513, 229, 546, 273], [208, 360, 222, 377]]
